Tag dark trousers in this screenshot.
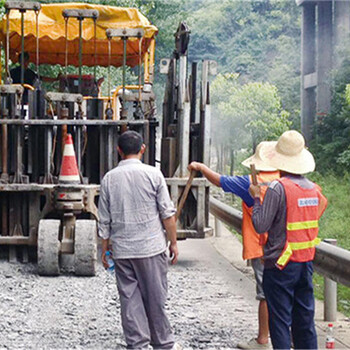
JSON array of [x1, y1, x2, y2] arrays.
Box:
[[263, 262, 317, 350], [115, 252, 174, 350]]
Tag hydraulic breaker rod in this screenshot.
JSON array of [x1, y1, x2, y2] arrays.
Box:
[[43, 126, 54, 184], [138, 37, 143, 103], [20, 10, 24, 86], [190, 62, 197, 123], [105, 28, 145, 121], [35, 10, 40, 80], [62, 9, 99, 94], [13, 125, 24, 183], [1, 123, 9, 182], [122, 37, 127, 119], [5, 8, 10, 82], [78, 18, 82, 94]]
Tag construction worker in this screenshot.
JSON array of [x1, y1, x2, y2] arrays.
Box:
[[98, 131, 181, 350], [10, 51, 59, 103], [10, 52, 38, 103], [188, 141, 279, 349], [249, 130, 328, 350], [10, 52, 38, 86]]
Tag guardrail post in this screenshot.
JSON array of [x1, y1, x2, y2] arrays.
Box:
[[215, 217, 222, 237], [324, 238, 337, 322]]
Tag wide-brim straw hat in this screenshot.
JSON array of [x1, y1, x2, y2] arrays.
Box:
[[259, 130, 315, 174], [241, 141, 277, 171]]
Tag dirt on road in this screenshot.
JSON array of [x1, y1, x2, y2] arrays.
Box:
[[0, 239, 258, 349]]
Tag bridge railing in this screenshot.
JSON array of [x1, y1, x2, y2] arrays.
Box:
[[209, 196, 350, 321]]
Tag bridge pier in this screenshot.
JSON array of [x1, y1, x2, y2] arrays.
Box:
[[298, 0, 349, 144], [301, 2, 316, 145]]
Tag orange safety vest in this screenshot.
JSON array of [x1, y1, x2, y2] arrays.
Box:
[[276, 177, 328, 269], [241, 171, 280, 260]]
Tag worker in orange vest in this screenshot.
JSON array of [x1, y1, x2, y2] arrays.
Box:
[[249, 130, 327, 350], [188, 141, 279, 349]]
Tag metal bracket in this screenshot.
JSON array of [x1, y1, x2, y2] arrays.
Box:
[[45, 92, 83, 104], [62, 9, 99, 19], [0, 84, 24, 95], [5, 1, 41, 11], [106, 28, 145, 39]]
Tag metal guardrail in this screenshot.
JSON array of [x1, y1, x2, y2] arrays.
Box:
[[209, 196, 350, 288]]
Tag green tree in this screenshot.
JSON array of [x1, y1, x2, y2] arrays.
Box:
[[211, 73, 291, 173], [186, 0, 300, 125], [312, 57, 350, 174]]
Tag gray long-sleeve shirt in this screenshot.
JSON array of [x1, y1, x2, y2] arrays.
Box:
[[98, 159, 176, 259], [252, 175, 314, 268]]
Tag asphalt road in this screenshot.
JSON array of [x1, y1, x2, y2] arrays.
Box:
[[1, 233, 349, 349], [0, 238, 259, 349]]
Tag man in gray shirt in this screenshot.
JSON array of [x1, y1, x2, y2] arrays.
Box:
[[98, 131, 179, 350]]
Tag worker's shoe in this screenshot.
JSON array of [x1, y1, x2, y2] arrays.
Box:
[[171, 343, 183, 350], [237, 338, 271, 349]]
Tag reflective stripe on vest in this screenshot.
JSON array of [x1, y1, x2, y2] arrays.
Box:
[[276, 237, 321, 267], [286, 220, 318, 231]]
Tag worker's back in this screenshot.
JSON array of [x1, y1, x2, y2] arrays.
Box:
[[99, 158, 175, 259]]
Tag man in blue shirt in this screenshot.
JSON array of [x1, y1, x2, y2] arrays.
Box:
[[189, 141, 278, 349]]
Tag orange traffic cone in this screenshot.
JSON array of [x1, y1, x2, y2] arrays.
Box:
[[59, 134, 80, 184]]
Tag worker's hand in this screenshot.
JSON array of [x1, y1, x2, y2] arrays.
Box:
[[249, 184, 261, 199], [188, 162, 202, 172], [101, 249, 109, 269], [169, 242, 179, 265]]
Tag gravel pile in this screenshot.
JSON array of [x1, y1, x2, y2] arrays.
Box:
[[0, 241, 257, 349]]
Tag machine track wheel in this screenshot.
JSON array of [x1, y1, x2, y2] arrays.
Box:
[[37, 219, 61, 276], [74, 219, 97, 276]]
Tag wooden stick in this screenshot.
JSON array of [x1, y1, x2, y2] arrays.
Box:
[[176, 170, 196, 220], [250, 164, 258, 186]]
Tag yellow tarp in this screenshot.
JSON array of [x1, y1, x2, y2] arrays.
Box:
[[0, 3, 158, 67]]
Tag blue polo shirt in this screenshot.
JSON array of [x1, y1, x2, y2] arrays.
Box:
[[220, 175, 254, 207]]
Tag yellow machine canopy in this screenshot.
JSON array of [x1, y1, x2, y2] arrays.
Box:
[[0, 3, 158, 67]]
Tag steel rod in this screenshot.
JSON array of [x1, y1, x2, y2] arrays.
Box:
[[122, 37, 127, 118], [108, 37, 111, 104], [5, 9, 10, 81], [138, 37, 142, 103], [93, 18, 97, 80], [20, 10, 25, 86], [35, 10, 40, 80], [64, 17, 68, 78], [78, 18, 83, 94], [1, 125, 8, 177]]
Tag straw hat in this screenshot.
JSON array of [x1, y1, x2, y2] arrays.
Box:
[[241, 141, 277, 171], [259, 130, 315, 174]]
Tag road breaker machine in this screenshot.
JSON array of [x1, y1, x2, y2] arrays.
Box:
[[0, 2, 214, 276]]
